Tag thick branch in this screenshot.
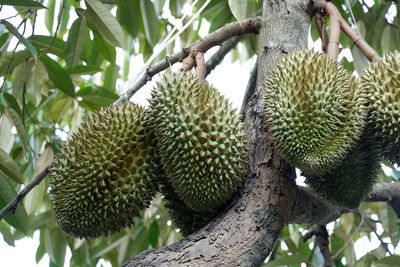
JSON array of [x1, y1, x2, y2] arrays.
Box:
[[115, 17, 262, 104], [0, 163, 52, 220]]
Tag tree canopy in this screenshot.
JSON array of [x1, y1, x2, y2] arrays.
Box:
[[0, 0, 399, 266]]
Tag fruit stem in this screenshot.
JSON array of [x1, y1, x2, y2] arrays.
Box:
[[317, 1, 381, 62], [315, 12, 328, 53]]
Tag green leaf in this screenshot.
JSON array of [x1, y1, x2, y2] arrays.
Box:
[[45, 226, 67, 267], [11, 59, 35, 98], [40, 55, 75, 97], [93, 31, 116, 63], [0, 171, 28, 234], [375, 255, 400, 265], [228, 0, 249, 22], [264, 254, 309, 266], [6, 108, 29, 154], [65, 18, 88, 68], [35, 231, 46, 263], [0, 0, 45, 9], [84, 0, 125, 48], [24, 147, 53, 215], [103, 63, 119, 90], [140, 0, 159, 47], [0, 115, 13, 153], [77, 86, 119, 109], [45, 0, 56, 34], [0, 20, 37, 59], [0, 148, 23, 184], [28, 35, 66, 58], [0, 50, 31, 76], [69, 65, 102, 75], [117, 0, 140, 38], [149, 221, 160, 248], [0, 221, 15, 246], [381, 25, 399, 54]]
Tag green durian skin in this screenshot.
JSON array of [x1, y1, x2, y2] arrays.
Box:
[[49, 102, 158, 239], [264, 49, 367, 176], [149, 71, 247, 212], [160, 179, 217, 236], [362, 50, 400, 164], [305, 131, 380, 209]]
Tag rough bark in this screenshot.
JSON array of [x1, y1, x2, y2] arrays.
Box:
[[124, 1, 312, 266]]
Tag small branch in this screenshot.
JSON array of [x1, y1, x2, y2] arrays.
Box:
[[303, 229, 317, 242], [339, 18, 381, 62], [115, 17, 262, 104], [320, 2, 342, 60], [194, 51, 206, 80], [315, 225, 335, 267], [316, 0, 380, 62], [315, 11, 328, 53], [239, 58, 258, 116], [0, 164, 52, 220], [205, 35, 241, 76], [357, 211, 393, 256]]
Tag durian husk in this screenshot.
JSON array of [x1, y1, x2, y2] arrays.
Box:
[[362, 50, 400, 164], [305, 130, 380, 209], [264, 49, 368, 175], [49, 102, 158, 238], [149, 71, 247, 212]]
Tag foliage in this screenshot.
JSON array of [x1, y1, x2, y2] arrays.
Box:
[[0, 0, 399, 266]]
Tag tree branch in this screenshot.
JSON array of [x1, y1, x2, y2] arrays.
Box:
[[205, 35, 241, 76], [240, 58, 258, 116], [315, 225, 335, 267], [0, 163, 52, 220], [115, 17, 263, 104]]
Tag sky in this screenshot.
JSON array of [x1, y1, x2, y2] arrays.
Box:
[[1, 0, 399, 266]]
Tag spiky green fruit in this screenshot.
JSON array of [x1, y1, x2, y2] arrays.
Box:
[[49, 102, 158, 238], [264, 49, 367, 175], [305, 132, 380, 209], [362, 51, 400, 163], [149, 72, 247, 212], [160, 179, 217, 236]]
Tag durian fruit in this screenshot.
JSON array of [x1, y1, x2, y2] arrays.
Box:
[[264, 49, 367, 175], [362, 51, 400, 163], [49, 102, 158, 239], [160, 179, 217, 236], [305, 132, 380, 209], [149, 71, 247, 212]]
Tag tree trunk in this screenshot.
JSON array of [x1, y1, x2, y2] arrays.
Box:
[[124, 1, 317, 266]]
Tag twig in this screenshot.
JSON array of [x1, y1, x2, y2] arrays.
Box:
[[115, 17, 262, 104], [303, 229, 317, 242], [240, 58, 258, 116], [194, 51, 206, 80], [321, 2, 342, 60], [0, 164, 53, 220], [315, 11, 328, 53], [357, 211, 393, 256], [205, 35, 242, 76], [316, 1, 380, 62], [315, 225, 335, 267]]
